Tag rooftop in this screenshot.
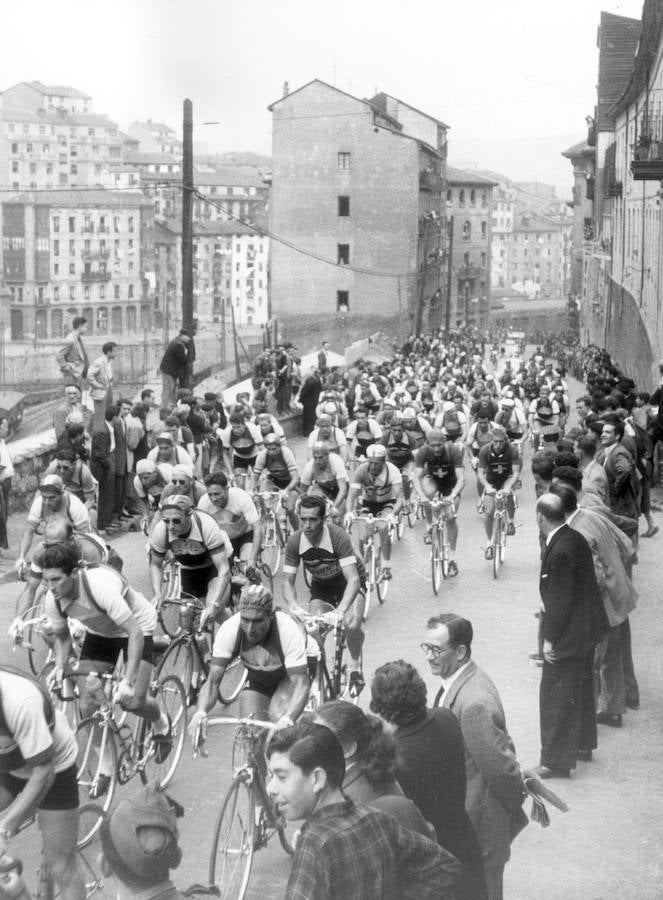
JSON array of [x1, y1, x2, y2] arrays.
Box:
[[0, 189, 150, 208], [5, 81, 92, 100], [447, 166, 498, 186]]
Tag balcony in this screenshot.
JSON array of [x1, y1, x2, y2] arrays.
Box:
[[631, 120, 663, 180], [419, 169, 444, 192], [81, 270, 111, 283], [82, 249, 110, 261]]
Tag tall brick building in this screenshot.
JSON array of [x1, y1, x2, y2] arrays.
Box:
[[268, 80, 448, 330]]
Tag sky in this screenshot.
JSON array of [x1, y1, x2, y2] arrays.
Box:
[[1, 0, 646, 196]]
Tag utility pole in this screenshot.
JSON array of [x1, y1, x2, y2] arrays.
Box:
[[181, 99, 194, 331], [415, 219, 429, 335], [445, 215, 454, 334]]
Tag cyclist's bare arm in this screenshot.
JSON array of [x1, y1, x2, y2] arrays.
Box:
[[450, 466, 465, 501], [477, 466, 492, 492], [390, 483, 404, 518], [282, 570, 299, 611], [205, 547, 231, 613], [345, 483, 361, 512], [336, 563, 361, 618], [249, 521, 263, 567], [334, 479, 349, 510], [149, 549, 166, 600], [282, 672, 310, 724], [413, 465, 427, 498], [0, 761, 55, 836]]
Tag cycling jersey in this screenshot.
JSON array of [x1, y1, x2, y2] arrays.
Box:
[[0, 667, 77, 779], [382, 431, 415, 470], [44, 564, 157, 638], [346, 418, 382, 455], [477, 443, 519, 489], [495, 408, 527, 440], [253, 446, 298, 489], [27, 492, 90, 532], [285, 523, 361, 607], [197, 488, 259, 540], [300, 453, 348, 500], [211, 610, 307, 696], [30, 532, 109, 577], [351, 461, 402, 505], [307, 426, 347, 456], [218, 422, 263, 460], [415, 444, 464, 496], [150, 509, 227, 571]]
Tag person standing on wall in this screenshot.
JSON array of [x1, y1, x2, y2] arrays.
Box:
[[55, 316, 89, 390], [87, 341, 118, 431]]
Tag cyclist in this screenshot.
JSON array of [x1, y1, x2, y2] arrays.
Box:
[[252, 433, 300, 530], [345, 444, 403, 581], [308, 414, 349, 464], [413, 429, 464, 576], [133, 459, 173, 522], [495, 396, 529, 461], [189, 584, 310, 735], [381, 413, 416, 510], [434, 394, 469, 446], [217, 410, 264, 481], [159, 464, 207, 508], [299, 442, 349, 519], [0, 665, 84, 900], [528, 384, 560, 450], [197, 471, 263, 574], [345, 406, 382, 460], [41, 543, 172, 785], [477, 425, 521, 557], [44, 448, 97, 524], [283, 494, 365, 695], [147, 432, 194, 470], [401, 406, 431, 450], [16, 474, 93, 576], [466, 412, 495, 509], [255, 411, 286, 444], [149, 495, 232, 624]]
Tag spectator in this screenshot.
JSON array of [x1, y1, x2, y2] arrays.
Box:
[[266, 721, 461, 900], [317, 340, 330, 374], [159, 333, 191, 410], [297, 368, 322, 436], [55, 315, 89, 389], [91, 405, 119, 535], [87, 341, 117, 431], [181, 323, 197, 388], [0, 416, 13, 556], [53, 385, 91, 440]]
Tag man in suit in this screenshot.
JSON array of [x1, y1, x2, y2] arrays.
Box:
[[55, 316, 89, 389], [87, 341, 118, 431], [91, 405, 118, 535], [159, 333, 191, 410], [424, 612, 527, 900], [536, 493, 610, 778], [317, 340, 330, 374], [596, 418, 640, 522]]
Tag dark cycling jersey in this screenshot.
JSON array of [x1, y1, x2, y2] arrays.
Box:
[[415, 444, 463, 496], [477, 443, 519, 489], [284, 523, 363, 607], [382, 430, 415, 470]]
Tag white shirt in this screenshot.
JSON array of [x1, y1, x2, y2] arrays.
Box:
[[0, 439, 14, 479], [439, 659, 471, 695]]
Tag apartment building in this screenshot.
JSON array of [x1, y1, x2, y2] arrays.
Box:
[[127, 120, 182, 156], [491, 184, 515, 289], [1, 190, 152, 340], [268, 80, 448, 330], [508, 213, 571, 299]]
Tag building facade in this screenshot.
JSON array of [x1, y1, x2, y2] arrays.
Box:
[[446, 167, 495, 329], [268, 80, 448, 330], [508, 212, 571, 300], [491, 183, 515, 290]]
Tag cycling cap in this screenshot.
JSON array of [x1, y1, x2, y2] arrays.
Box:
[[264, 433, 281, 445], [501, 398, 515, 408], [238, 583, 273, 614], [402, 407, 417, 418], [156, 432, 174, 443], [390, 412, 404, 424], [40, 474, 64, 494], [492, 425, 508, 439], [323, 402, 337, 415], [161, 494, 193, 514], [136, 459, 156, 475], [104, 780, 182, 880], [366, 444, 387, 459], [171, 463, 194, 481]]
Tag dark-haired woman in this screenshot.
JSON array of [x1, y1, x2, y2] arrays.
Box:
[[315, 700, 432, 838], [371, 660, 487, 900]]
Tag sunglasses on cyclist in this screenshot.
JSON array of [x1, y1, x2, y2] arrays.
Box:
[[171, 478, 189, 484], [163, 516, 184, 525]]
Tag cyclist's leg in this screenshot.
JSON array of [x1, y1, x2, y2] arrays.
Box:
[[483, 493, 497, 545], [38, 775, 84, 900], [344, 593, 366, 667], [506, 491, 517, 530], [420, 476, 437, 538], [375, 508, 394, 566], [444, 495, 459, 553]]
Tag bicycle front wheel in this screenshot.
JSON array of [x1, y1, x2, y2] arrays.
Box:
[[492, 518, 503, 579], [362, 546, 375, 621], [218, 658, 248, 705], [139, 675, 187, 788], [260, 519, 281, 575], [376, 547, 389, 604], [75, 717, 117, 814], [209, 773, 256, 900], [431, 529, 442, 594], [157, 637, 195, 705]]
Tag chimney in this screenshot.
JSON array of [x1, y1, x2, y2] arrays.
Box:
[[283, 81, 289, 97]]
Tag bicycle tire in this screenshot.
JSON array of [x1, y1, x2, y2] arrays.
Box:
[[406, 502, 417, 529], [259, 561, 274, 594], [158, 598, 183, 641], [260, 519, 281, 575], [395, 511, 404, 541], [138, 674, 187, 789], [75, 717, 117, 814], [157, 637, 195, 705], [441, 521, 450, 579], [18, 602, 51, 676], [430, 528, 441, 594], [77, 803, 110, 900], [362, 544, 374, 621], [77, 801, 106, 849], [306, 657, 334, 710], [492, 517, 503, 579], [218, 658, 248, 705], [208, 773, 256, 900], [376, 546, 389, 604]]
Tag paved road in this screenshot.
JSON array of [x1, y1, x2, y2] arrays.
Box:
[[2, 403, 663, 898]]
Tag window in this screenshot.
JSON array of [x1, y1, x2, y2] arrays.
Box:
[[69, 285, 76, 300], [53, 216, 60, 233], [481, 221, 487, 238], [11, 143, 18, 154], [462, 220, 471, 241], [114, 285, 120, 299], [26, 143, 32, 152], [99, 284, 105, 299], [470, 189, 476, 206], [337, 290, 349, 311], [338, 195, 350, 216], [128, 285, 134, 299], [46, 163, 53, 174], [54, 240, 59, 256], [11, 161, 18, 173], [481, 191, 488, 208], [337, 244, 350, 265], [69, 262, 75, 274], [54, 263, 59, 275], [481, 252, 487, 268], [54, 286, 59, 301], [337, 152, 351, 170], [43, 143, 49, 153], [84, 285, 90, 300], [69, 217, 75, 232], [128, 217, 134, 233], [69, 240, 75, 255], [459, 190, 465, 207], [114, 216, 120, 232]]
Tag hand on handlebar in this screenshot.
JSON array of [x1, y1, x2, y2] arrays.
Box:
[[189, 710, 208, 755], [8, 617, 24, 644], [343, 512, 355, 530], [46, 664, 64, 694]]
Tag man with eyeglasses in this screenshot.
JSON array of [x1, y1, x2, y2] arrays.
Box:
[[15, 475, 92, 578], [53, 384, 91, 440], [422, 613, 527, 900], [149, 495, 231, 624], [159, 463, 207, 508], [252, 433, 300, 530]]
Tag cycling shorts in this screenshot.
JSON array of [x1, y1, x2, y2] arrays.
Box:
[[81, 633, 155, 667], [232, 454, 257, 471], [310, 574, 347, 608], [359, 501, 394, 518], [0, 764, 78, 811], [230, 530, 253, 557]]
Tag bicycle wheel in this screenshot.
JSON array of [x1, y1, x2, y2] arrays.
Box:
[[158, 598, 183, 641], [19, 602, 52, 676], [362, 545, 374, 621], [75, 717, 117, 813], [260, 518, 281, 576], [39, 660, 81, 732], [406, 499, 417, 528], [77, 804, 110, 899], [431, 528, 442, 595], [492, 517, 503, 579], [376, 547, 389, 604], [305, 657, 334, 710], [209, 773, 256, 900], [157, 637, 195, 705], [218, 658, 248, 705], [441, 522, 450, 579], [395, 510, 404, 541], [77, 801, 105, 848], [139, 675, 187, 788]]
